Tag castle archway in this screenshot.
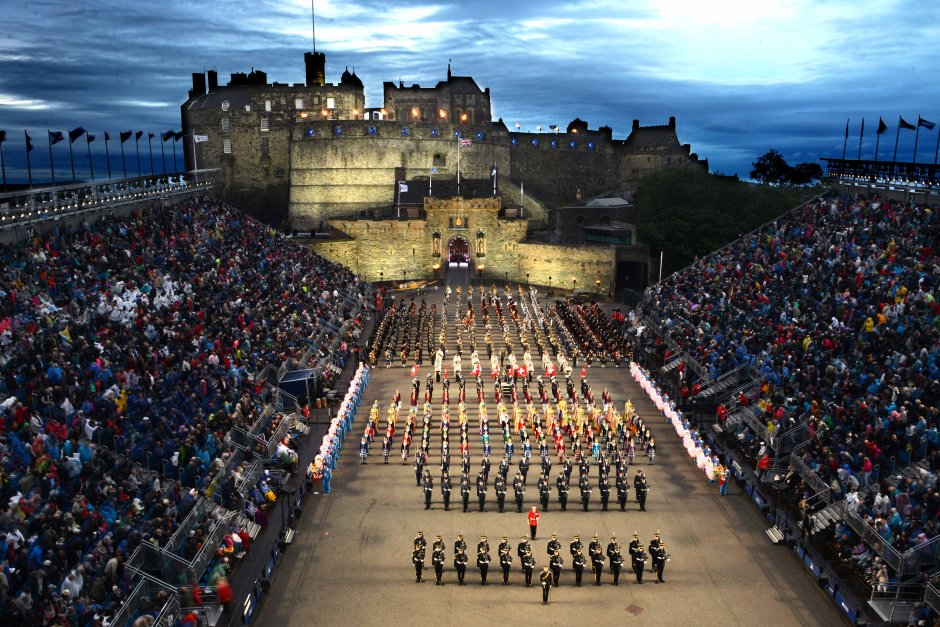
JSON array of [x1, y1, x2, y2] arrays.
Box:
[[448, 237, 470, 267]]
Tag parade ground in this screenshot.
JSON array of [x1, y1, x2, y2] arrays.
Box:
[[258, 287, 844, 626]]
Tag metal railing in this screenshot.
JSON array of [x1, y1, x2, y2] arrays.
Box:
[[842, 505, 940, 575], [789, 443, 831, 505], [925, 580, 940, 614], [869, 581, 924, 624], [109, 576, 180, 627], [0, 171, 214, 229]]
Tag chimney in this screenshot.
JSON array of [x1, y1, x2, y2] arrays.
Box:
[[207, 70, 218, 92], [632, 119, 640, 132], [190, 72, 206, 98], [305, 51, 326, 86], [668, 116, 676, 129]]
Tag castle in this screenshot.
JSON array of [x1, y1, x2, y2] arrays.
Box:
[[180, 52, 707, 292]]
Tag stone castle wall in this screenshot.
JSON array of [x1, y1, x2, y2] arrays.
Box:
[[289, 121, 511, 228], [310, 195, 616, 292]]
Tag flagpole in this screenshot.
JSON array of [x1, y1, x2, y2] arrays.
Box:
[[935, 129, 940, 166], [148, 134, 154, 176], [0, 140, 6, 193], [172, 138, 178, 173], [68, 136, 76, 182], [120, 136, 127, 178], [159, 136, 166, 175], [104, 133, 112, 179], [397, 180, 401, 218], [520, 181, 524, 218], [892, 116, 902, 164], [913, 116, 922, 164], [86, 136, 94, 181], [842, 118, 848, 160], [857, 118, 864, 161], [48, 132, 57, 187], [135, 135, 142, 177], [875, 128, 882, 162], [192, 134, 197, 173], [25, 131, 32, 188], [429, 166, 432, 196]]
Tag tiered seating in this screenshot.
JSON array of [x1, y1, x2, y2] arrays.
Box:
[[634, 193, 939, 603], [0, 194, 365, 625]]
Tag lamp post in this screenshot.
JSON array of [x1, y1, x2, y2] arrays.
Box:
[[526, 273, 529, 285], [595, 279, 601, 298], [572, 277, 577, 292], [548, 275, 552, 288]]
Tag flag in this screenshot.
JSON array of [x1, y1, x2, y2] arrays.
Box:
[[193, 134, 209, 143], [104, 132, 111, 141], [899, 117, 916, 131], [86, 134, 96, 143], [918, 116, 936, 130], [0, 130, 5, 144], [68, 127, 85, 143], [173, 131, 183, 141], [135, 131, 143, 141], [26, 132, 33, 153], [398, 182, 408, 192], [490, 164, 497, 177], [120, 131, 132, 143], [148, 132, 155, 140], [49, 131, 65, 145], [458, 138, 472, 147], [877, 118, 887, 134], [161, 130, 174, 142]]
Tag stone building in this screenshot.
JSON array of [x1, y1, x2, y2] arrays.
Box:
[[180, 51, 707, 228], [312, 195, 622, 293], [180, 53, 364, 221], [383, 64, 492, 124]]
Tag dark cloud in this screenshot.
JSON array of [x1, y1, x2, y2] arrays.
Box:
[[2, 0, 939, 184]]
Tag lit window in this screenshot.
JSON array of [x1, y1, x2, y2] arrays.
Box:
[[221, 117, 231, 133], [223, 139, 232, 154], [295, 98, 305, 110], [326, 97, 335, 109], [261, 137, 269, 156], [265, 100, 272, 112], [221, 100, 230, 111], [261, 118, 270, 132]]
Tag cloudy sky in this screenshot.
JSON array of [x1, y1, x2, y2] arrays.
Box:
[[2, 0, 939, 184]]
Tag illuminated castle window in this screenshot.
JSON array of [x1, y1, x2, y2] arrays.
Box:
[[476, 231, 486, 257], [449, 215, 468, 229], [432, 232, 441, 257]]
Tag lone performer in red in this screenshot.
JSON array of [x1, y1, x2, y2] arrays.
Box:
[[528, 505, 541, 539]]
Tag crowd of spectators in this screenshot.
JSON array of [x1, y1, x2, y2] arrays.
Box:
[[0, 194, 365, 625], [636, 194, 939, 582]]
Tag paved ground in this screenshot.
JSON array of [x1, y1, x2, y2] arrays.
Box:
[[257, 286, 843, 626]]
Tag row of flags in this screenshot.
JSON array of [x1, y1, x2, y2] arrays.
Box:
[[843, 115, 937, 163], [0, 127, 200, 190]]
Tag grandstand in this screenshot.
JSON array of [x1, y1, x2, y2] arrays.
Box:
[[0, 183, 367, 626], [630, 192, 939, 623], [2, 163, 935, 626]]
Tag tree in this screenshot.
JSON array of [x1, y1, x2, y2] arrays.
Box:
[[751, 150, 824, 186], [750, 149, 791, 186], [789, 162, 824, 186], [634, 167, 812, 278]]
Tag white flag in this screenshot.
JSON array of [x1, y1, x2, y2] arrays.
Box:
[[193, 135, 209, 143], [399, 182, 408, 192]]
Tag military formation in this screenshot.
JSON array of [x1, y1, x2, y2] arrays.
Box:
[[361, 284, 654, 514], [410, 529, 670, 599]]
